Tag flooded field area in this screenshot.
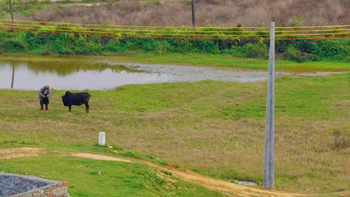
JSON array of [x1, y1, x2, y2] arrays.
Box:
[[0, 55, 268, 90], [0, 56, 174, 90], [0, 55, 345, 90]]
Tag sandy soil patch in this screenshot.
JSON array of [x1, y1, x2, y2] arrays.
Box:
[[71, 153, 132, 163], [142, 161, 305, 197], [0, 147, 43, 160]]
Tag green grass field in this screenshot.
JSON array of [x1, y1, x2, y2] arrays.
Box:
[[1, 66, 350, 196], [0, 150, 224, 197]]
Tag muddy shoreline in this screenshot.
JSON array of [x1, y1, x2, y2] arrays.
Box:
[[113, 62, 348, 83]]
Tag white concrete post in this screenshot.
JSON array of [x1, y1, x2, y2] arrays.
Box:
[[98, 132, 106, 146]]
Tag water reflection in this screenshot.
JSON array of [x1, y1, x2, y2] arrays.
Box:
[[0, 58, 172, 90], [11, 65, 15, 89]]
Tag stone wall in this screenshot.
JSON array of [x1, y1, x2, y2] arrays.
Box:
[[0, 173, 69, 197]]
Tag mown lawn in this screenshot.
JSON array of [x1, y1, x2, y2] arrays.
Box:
[[1, 71, 350, 195]]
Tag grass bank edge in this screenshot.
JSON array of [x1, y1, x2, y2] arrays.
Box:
[[2, 52, 350, 72], [0, 148, 225, 197]]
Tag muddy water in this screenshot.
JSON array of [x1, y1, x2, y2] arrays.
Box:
[[0, 57, 173, 90], [0, 55, 345, 90], [110, 62, 270, 83], [0, 55, 270, 90]]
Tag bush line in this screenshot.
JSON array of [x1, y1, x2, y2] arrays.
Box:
[[1, 30, 350, 61]]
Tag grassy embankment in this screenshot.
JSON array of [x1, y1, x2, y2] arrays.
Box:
[[3, 1, 350, 63], [104, 52, 350, 72], [3, 52, 350, 73], [0, 149, 224, 197], [0, 60, 350, 195]]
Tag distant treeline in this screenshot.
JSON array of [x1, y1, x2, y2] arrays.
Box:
[[1, 30, 350, 62]]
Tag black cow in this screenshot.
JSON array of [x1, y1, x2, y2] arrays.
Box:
[[61, 91, 91, 113]]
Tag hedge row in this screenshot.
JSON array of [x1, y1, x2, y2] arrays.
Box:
[[1, 30, 350, 61]]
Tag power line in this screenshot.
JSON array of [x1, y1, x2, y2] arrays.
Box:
[[2, 28, 350, 41], [1, 19, 350, 41]]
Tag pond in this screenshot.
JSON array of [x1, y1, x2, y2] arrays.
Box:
[[0, 55, 270, 91], [1, 55, 340, 91], [0, 55, 175, 90]]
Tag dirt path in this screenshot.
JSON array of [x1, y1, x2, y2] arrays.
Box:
[[71, 152, 132, 163], [0, 147, 308, 197], [0, 147, 43, 160], [142, 160, 306, 197], [73, 152, 308, 197]]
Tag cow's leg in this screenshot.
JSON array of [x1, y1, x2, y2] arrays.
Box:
[[85, 103, 89, 113], [68, 105, 71, 112]]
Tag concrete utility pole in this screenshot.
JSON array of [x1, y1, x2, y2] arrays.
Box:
[[191, 0, 195, 27], [263, 21, 275, 189]]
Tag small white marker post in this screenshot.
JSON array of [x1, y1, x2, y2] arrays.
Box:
[[98, 132, 106, 146]]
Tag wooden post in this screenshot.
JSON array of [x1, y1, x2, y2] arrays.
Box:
[[263, 21, 275, 189], [191, 0, 195, 28], [9, 0, 14, 25], [11, 65, 15, 89]]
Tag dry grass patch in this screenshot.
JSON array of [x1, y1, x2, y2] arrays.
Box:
[[106, 114, 350, 193], [0, 120, 108, 145], [274, 118, 350, 193], [21, 0, 350, 27], [0, 147, 43, 159]]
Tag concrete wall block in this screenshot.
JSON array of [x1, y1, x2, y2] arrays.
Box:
[[0, 173, 69, 197]]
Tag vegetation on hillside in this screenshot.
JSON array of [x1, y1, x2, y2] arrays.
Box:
[[1, 28, 350, 62], [1, 0, 350, 61], [2, 0, 350, 27]]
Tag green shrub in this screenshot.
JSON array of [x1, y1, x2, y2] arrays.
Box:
[[313, 39, 350, 59], [155, 41, 172, 54], [3, 38, 28, 52], [106, 37, 127, 52], [41, 45, 51, 55], [1, 29, 350, 61], [283, 46, 312, 62], [240, 42, 268, 59]]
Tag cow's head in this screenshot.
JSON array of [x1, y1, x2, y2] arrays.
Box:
[[61, 91, 71, 98], [61, 91, 71, 106]]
